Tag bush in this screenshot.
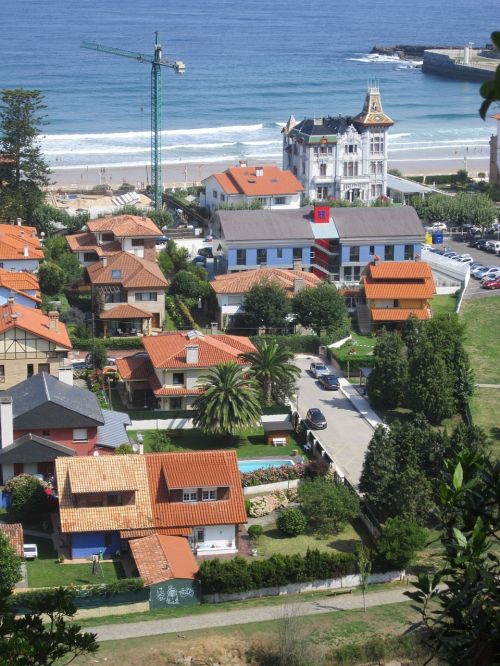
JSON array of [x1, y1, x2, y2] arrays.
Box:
[[114, 444, 134, 455], [249, 334, 320, 354], [8, 475, 50, 522], [241, 463, 305, 488], [375, 517, 428, 570], [244, 498, 252, 516], [298, 478, 360, 534], [148, 431, 172, 452], [197, 548, 354, 594], [247, 525, 263, 541], [276, 508, 307, 537]]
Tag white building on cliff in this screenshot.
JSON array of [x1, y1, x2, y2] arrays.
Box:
[[282, 87, 394, 204]]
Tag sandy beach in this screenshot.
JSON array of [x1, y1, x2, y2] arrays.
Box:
[[47, 152, 490, 191]]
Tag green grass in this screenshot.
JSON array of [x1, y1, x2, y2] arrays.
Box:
[[255, 518, 372, 558], [128, 427, 303, 459], [461, 296, 500, 384], [430, 293, 457, 316], [26, 538, 126, 588], [470, 389, 500, 458]]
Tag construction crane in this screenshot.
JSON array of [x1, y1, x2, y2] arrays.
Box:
[[81, 33, 186, 212]]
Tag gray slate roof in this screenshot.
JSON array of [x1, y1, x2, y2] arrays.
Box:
[[216, 209, 315, 242], [330, 206, 424, 240], [291, 116, 357, 137], [97, 409, 131, 449], [2, 373, 104, 430], [0, 433, 75, 464]]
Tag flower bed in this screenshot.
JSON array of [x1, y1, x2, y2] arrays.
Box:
[[248, 488, 298, 517], [241, 463, 305, 488]]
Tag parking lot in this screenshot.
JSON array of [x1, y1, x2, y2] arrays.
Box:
[[295, 355, 375, 488]]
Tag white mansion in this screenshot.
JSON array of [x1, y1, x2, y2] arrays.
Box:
[[282, 87, 394, 204]]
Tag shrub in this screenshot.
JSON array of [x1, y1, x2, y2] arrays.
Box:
[[69, 336, 143, 350], [244, 497, 252, 516], [8, 474, 50, 522], [374, 517, 428, 570], [114, 444, 134, 455], [276, 508, 307, 537], [247, 525, 263, 541], [148, 431, 172, 452], [298, 478, 360, 534], [241, 463, 305, 487], [249, 334, 320, 354]]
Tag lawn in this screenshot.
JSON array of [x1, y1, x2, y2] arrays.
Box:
[[255, 518, 372, 558], [26, 537, 126, 588], [128, 427, 304, 459], [470, 389, 500, 458], [461, 295, 500, 384], [429, 293, 457, 316]]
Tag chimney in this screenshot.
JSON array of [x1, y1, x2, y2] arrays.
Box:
[[58, 365, 74, 386], [373, 255, 380, 266], [7, 296, 14, 305], [185, 344, 199, 365], [294, 278, 305, 293], [101, 255, 108, 267], [48, 310, 59, 332], [255, 166, 264, 177], [238, 159, 247, 168], [0, 397, 14, 449], [23, 244, 29, 258]]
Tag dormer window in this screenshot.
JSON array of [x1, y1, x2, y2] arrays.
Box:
[[183, 489, 198, 502], [202, 488, 216, 501], [111, 269, 122, 279]]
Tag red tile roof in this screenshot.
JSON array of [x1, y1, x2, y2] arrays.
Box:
[[87, 252, 168, 289], [152, 386, 204, 397], [130, 534, 198, 585], [211, 268, 322, 295], [371, 308, 431, 322], [142, 332, 255, 369], [0, 302, 71, 348], [0, 523, 23, 557], [117, 353, 154, 381], [99, 304, 153, 320], [211, 165, 304, 197], [369, 262, 433, 280], [364, 261, 436, 300], [365, 280, 436, 300], [146, 450, 247, 528], [66, 232, 121, 255], [0, 224, 43, 261], [0, 269, 41, 303], [87, 215, 162, 237]]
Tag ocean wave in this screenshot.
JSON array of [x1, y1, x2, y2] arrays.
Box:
[[50, 154, 263, 170], [388, 133, 412, 140]]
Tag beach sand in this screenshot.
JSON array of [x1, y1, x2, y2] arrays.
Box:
[[47, 153, 490, 190]]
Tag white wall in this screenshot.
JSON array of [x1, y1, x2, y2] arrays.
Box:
[[195, 524, 237, 553]]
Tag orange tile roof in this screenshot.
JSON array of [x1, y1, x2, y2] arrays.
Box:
[[0, 523, 23, 557], [87, 215, 162, 237], [0, 302, 71, 349], [211, 268, 322, 295], [364, 280, 436, 300], [117, 353, 154, 381], [370, 308, 431, 322], [0, 269, 41, 302], [369, 261, 433, 280], [146, 450, 247, 528], [130, 534, 198, 585], [211, 165, 304, 197], [87, 252, 169, 289], [152, 386, 204, 397], [56, 455, 154, 534], [66, 232, 121, 255], [0, 224, 44, 260], [99, 304, 153, 320], [142, 332, 255, 369]]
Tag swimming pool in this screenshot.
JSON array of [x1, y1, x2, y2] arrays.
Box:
[[238, 459, 295, 474]]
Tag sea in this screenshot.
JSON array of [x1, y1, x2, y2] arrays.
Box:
[[0, 0, 497, 173]]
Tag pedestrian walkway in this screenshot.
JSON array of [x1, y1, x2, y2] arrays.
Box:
[[476, 383, 500, 388], [87, 587, 410, 642], [338, 379, 385, 431]]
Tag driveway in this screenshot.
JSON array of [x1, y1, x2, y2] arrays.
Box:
[[294, 355, 376, 488]]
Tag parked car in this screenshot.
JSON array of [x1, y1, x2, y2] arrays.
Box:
[[309, 362, 329, 378], [204, 235, 213, 242], [480, 269, 500, 284], [84, 354, 117, 367], [472, 266, 493, 279], [472, 238, 489, 251], [489, 241, 500, 255], [23, 544, 38, 560], [481, 277, 500, 290], [425, 222, 448, 232], [155, 235, 169, 246], [443, 251, 458, 259], [305, 408, 327, 430], [318, 374, 340, 390]]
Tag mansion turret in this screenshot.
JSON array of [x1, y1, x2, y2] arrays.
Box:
[[282, 87, 394, 204]]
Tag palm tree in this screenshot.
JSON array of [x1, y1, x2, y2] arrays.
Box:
[[242, 339, 300, 406], [192, 362, 262, 442]]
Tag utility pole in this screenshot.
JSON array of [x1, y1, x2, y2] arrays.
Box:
[[82, 34, 186, 211]]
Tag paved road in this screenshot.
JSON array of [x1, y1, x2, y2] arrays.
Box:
[[87, 587, 410, 641], [294, 355, 376, 488]]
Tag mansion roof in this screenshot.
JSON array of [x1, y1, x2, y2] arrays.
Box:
[[87, 215, 161, 238], [87, 252, 168, 290], [211, 267, 322, 295], [209, 165, 304, 197]]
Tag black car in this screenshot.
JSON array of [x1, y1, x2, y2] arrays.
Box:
[[306, 408, 327, 429], [474, 238, 489, 251], [318, 374, 340, 390]]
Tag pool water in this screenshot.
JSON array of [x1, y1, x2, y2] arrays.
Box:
[[238, 459, 295, 474]]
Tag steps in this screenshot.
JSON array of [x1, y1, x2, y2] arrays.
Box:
[[356, 304, 372, 335]]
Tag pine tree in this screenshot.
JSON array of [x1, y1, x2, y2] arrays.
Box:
[[367, 331, 408, 408]]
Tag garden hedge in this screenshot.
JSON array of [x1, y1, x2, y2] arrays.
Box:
[[241, 463, 305, 487], [70, 336, 143, 350], [197, 549, 354, 594]]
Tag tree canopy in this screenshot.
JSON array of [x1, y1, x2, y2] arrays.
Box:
[[0, 532, 21, 595], [298, 478, 360, 534], [241, 281, 291, 332], [38, 262, 65, 296], [292, 283, 350, 338], [367, 331, 408, 409], [242, 338, 300, 406]]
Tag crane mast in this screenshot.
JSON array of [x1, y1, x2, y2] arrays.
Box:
[[81, 33, 185, 211]]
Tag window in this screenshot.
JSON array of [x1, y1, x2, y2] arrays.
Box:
[[105, 291, 126, 303], [170, 397, 182, 410], [370, 184, 383, 198], [344, 267, 352, 281], [213, 190, 218, 199], [343, 162, 359, 177], [101, 233, 114, 242], [385, 245, 395, 261], [293, 248, 303, 260], [393, 300, 400, 308], [111, 269, 122, 280], [352, 266, 361, 281], [302, 162, 306, 175], [370, 161, 383, 174], [0, 365, 5, 383], [135, 292, 157, 301], [86, 494, 104, 507], [73, 428, 88, 442], [370, 133, 384, 154], [131, 238, 144, 247], [221, 194, 225, 202], [195, 528, 205, 543], [369, 246, 375, 255], [38, 363, 50, 374], [172, 372, 184, 386], [319, 163, 327, 176], [83, 252, 97, 262], [349, 246, 360, 262], [345, 144, 357, 154], [404, 244, 414, 260], [27, 364, 34, 378], [276, 248, 283, 259], [104, 532, 113, 547], [236, 249, 246, 266], [202, 489, 216, 501], [273, 196, 286, 205], [107, 494, 123, 506], [256, 248, 267, 265], [183, 490, 198, 502], [316, 186, 328, 200]]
